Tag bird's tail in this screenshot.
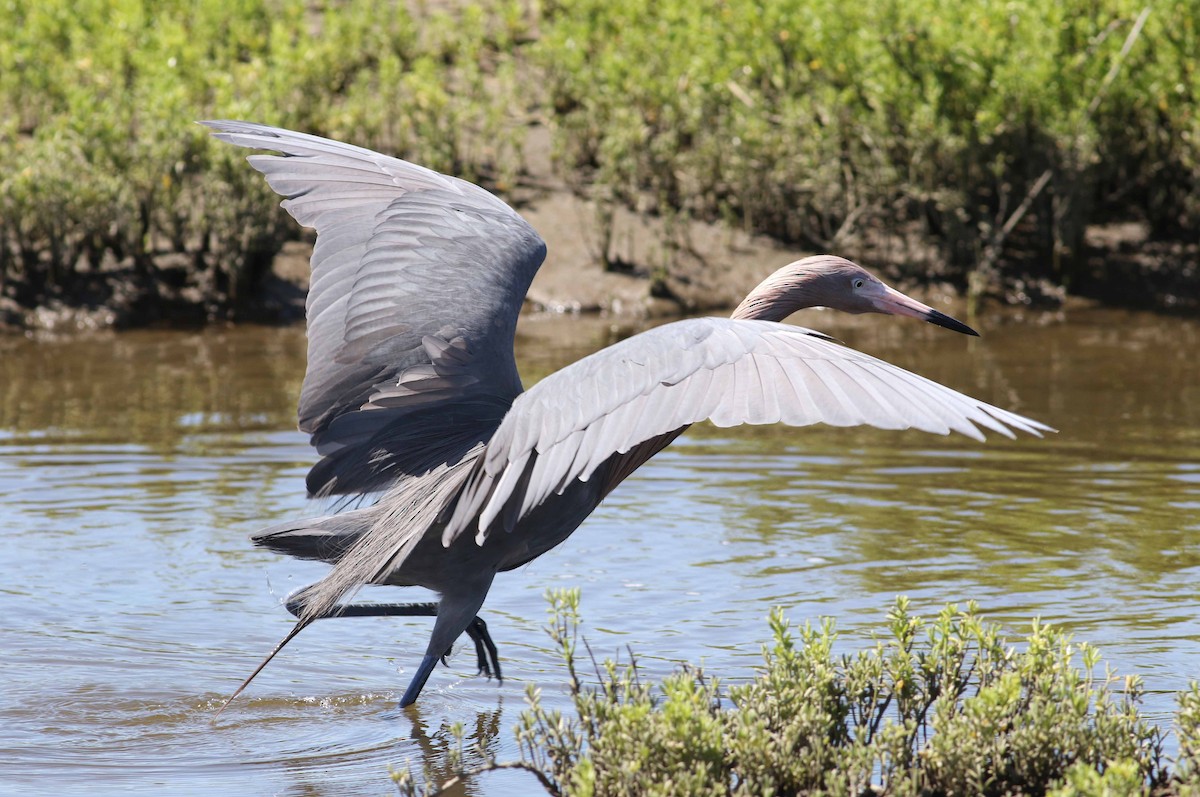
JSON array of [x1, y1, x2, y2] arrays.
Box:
[[220, 458, 480, 715], [252, 510, 371, 564], [238, 452, 483, 702], [253, 456, 478, 627]]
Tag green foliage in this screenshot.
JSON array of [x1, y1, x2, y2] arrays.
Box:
[[1047, 759, 1148, 797], [0, 0, 527, 318], [3, 0, 1194, 322], [534, 0, 1197, 286], [1178, 684, 1200, 796], [405, 592, 1200, 796]]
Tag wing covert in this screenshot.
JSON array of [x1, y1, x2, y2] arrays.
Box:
[[204, 121, 547, 494], [444, 318, 1053, 544]]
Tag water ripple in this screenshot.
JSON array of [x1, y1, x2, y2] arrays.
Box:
[[1, 316, 1198, 795]]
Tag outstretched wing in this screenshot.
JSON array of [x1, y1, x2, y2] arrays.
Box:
[[445, 317, 1053, 544], [204, 121, 546, 495]]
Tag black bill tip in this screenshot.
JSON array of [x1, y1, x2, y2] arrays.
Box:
[[926, 308, 979, 336]]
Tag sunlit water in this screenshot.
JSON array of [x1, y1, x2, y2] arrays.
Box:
[[1, 306, 1197, 796]]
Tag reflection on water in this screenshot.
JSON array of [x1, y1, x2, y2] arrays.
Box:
[[0, 307, 1197, 795]]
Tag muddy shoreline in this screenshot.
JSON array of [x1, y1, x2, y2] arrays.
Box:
[[2, 123, 1194, 333]]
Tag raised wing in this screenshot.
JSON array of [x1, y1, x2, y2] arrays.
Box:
[[203, 121, 546, 494], [445, 318, 1053, 544]]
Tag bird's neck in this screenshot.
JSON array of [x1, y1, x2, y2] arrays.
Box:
[[730, 272, 821, 322]]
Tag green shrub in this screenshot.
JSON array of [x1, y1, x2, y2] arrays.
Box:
[[0, 0, 527, 318], [3, 0, 1194, 322], [533, 0, 1198, 289], [398, 591, 1200, 796]]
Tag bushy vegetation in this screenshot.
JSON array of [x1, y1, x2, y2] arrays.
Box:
[[0, 0, 527, 322], [397, 591, 1200, 796], [534, 0, 1197, 293], [2, 0, 1196, 324]]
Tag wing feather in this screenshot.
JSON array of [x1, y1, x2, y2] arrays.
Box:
[[480, 451, 532, 534], [205, 121, 546, 494], [779, 360, 826, 427], [444, 318, 1053, 544], [673, 365, 715, 424], [834, 361, 926, 432]]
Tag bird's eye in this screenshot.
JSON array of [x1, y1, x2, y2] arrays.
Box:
[[853, 278, 865, 289]]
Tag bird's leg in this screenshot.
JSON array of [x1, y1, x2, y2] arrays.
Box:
[[398, 582, 494, 707], [285, 596, 438, 620], [283, 596, 501, 682]]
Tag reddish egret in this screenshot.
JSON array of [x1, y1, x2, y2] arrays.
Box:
[[205, 121, 1050, 709]]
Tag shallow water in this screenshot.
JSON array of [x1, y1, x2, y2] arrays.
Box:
[[1, 305, 1197, 796]]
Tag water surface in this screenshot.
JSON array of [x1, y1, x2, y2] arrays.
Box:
[[1, 306, 1197, 795]]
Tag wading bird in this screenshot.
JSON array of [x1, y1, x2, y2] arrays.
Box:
[[206, 121, 1050, 710]]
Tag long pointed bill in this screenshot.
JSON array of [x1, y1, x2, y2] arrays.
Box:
[[873, 285, 979, 336]]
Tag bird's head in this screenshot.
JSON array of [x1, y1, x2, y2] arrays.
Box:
[[732, 255, 978, 336]]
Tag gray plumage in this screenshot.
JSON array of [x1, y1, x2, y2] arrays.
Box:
[[444, 318, 1046, 546], [209, 122, 542, 499], [205, 121, 1052, 710]]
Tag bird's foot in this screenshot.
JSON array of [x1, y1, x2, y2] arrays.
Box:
[[440, 615, 502, 683], [467, 616, 502, 683]]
